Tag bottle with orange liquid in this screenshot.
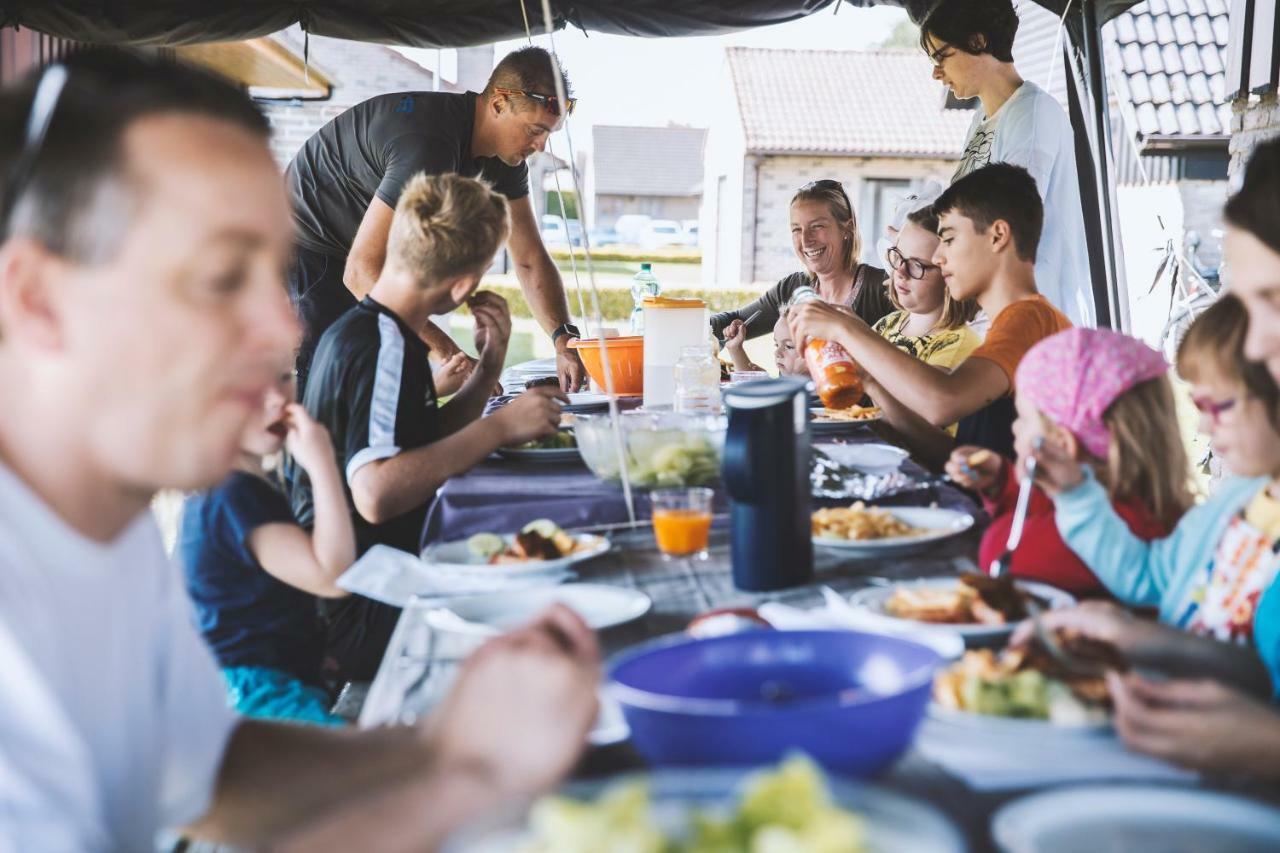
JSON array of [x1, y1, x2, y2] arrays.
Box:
[[789, 286, 864, 409]]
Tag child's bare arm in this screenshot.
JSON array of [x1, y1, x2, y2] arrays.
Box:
[[247, 405, 355, 598], [349, 388, 563, 524]]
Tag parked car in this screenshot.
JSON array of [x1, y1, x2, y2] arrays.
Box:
[[613, 214, 653, 246], [540, 214, 583, 247], [641, 219, 686, 250], [589, 226, 622, 247], [681, 220, 700, 247]]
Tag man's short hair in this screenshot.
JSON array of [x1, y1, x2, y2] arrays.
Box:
[[932, 162, 1044, 262], [0, 49, 268, 265], [918, 0, 1020, 63], [386, 173, 510, 287], [482, 46, 573, 106]]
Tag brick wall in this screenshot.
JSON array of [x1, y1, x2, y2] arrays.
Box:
[[1229, 91, 1280, 189], [745, 154, 957, 283], [258, 29, 457, 169]]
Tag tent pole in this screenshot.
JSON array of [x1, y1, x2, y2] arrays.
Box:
[[1079, 0, 1129, 331]]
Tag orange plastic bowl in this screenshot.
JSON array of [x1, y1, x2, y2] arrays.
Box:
[[568, 336, 644, 395]]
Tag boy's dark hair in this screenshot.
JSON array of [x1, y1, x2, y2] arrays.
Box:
[[918, 0, 1020, 63], [1177, 294, 1280, 428], [483, 46, 573, 106], [932, 162, 1044, 262], [1225, 136, 1280, 258], [0, 49, 268, 265]]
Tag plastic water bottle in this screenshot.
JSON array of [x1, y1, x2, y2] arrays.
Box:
[[674, 345, 722, 414], [630, 262, 661, 334]]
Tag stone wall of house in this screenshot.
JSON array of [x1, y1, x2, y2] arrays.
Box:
[[259, 29, 457, 169], [744, 154, 957, 283], [1229, 91, 1280, 189]]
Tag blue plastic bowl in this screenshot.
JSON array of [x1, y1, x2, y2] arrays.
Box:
[[607, 630, 943, 777]]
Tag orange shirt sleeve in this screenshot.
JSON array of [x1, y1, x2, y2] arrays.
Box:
[[967, 297, 1073, 388]]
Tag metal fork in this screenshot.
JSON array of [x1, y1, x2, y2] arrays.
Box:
[[988, 454, 1105, 677]]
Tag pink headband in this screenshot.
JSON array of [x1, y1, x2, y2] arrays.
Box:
[[1014, 328, 1170, 459]]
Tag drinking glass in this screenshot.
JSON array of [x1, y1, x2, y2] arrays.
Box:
[[651, 487, 714, 561]]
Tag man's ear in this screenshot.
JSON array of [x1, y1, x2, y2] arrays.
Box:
[[989, 219, 1014, 254], [0, 237, 69, 351]]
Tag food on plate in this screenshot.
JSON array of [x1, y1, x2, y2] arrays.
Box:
[[524, 756, 866, 853], [559, 412, 578, 428], [511, 430, 577, 451], [814, 404, 881, 422], [626, 438, 720, 488], [884, 573, 1049, 625], [933, 642, 1115, 725], [966, 448, 993, 467], [465, 519, 583, 564], [812, 502, 923, 541]]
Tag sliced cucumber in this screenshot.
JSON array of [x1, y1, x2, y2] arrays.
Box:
[[521, 518, 561, 539], [466, 532, 505, 560]]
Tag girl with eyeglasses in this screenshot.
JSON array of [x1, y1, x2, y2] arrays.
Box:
[[873, 206, 980, 390], [710, 180, 893, 347]]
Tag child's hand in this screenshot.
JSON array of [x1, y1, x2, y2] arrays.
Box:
[[432, 352, 474, 397], [723, 319, 746, 354], [283, 403, 337, 473], [1009, 600, 1156, 657], [945, 446, 1003, 496], [1031, 433, 1086, 495], [494, 386, 566, 446], [470, 291, 512, 369]]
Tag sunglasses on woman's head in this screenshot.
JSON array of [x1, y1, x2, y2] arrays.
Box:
[[493, 86, 576, 117], [797, 179, 853, 216]]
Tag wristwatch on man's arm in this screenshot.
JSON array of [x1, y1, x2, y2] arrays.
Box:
[[551, 323, 581, 347]]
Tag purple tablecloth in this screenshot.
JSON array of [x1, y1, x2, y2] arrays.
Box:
[[420, 429, 982, 547]]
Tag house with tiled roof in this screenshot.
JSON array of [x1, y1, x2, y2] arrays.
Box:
[[591, 125, 707, 232], [702, 46, 973, 286]]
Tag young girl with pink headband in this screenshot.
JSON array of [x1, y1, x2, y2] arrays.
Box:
[[947, 327, 1194, 596]]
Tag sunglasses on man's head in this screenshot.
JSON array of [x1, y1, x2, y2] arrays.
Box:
[[493, 86, 576, 117], [1, 63, 69, 238]]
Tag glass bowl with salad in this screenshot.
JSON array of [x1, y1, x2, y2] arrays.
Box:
[[574, 411, 726, 489]]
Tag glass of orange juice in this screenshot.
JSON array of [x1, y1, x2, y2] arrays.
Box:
[[651, 487, 714, 561]]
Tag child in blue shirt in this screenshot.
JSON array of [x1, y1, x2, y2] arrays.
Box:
[[1024, 295, 1280, 700], [179, 371, 355, 725]]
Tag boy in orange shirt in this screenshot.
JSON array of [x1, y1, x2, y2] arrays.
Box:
[[789, 162, 1071, 468]]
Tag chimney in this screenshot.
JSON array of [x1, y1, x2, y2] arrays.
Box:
[[456, 45, 495, 92]]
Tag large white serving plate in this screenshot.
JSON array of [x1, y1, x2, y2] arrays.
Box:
[[813, 506, 975, 556], [421, 532, 610, 576], [848, 577, 1076, 641], [992, 784, 1280, 853], [446, 767, 965, 853], [424, 583, 652, 637]]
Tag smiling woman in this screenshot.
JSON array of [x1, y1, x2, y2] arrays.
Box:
[[708, 180, 891, 346]]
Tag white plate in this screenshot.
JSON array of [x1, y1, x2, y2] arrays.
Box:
[[421, 533, 611, 576], [992, 785, 1280, 853], [811, 406, 884, 424], [564, 392, 613, 411], [494, 445, 582, 463], [848, 577, 1076, 640], [813, 507, 975, 556], [446, 767, 964, 853], [817, 441, 910, 474], [425, 583, 652, 637]]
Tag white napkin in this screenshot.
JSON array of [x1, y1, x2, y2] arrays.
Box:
[[758, 587, 966, 660], [915, 715, 1197, 790], [337, 544, 571, 608]]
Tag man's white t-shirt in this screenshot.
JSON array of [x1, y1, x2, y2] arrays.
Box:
[[0, 462, 238, 851], [953, 80, 1097, 328]]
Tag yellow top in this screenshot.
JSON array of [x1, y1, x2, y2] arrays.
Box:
[[643, 296, 706, 309], [1244, 483, 1280, 541]]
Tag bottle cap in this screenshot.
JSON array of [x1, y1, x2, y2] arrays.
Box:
[[640, 262, 652, 271]]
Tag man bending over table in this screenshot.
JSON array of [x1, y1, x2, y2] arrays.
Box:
[[287, 46, 586, 393], [292, 172, 565, 684], [790, 163, 1071, 469], [0, 50, 597, 851]]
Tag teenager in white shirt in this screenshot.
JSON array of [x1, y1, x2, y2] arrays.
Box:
[[0, 50, 598, 851], [919, 0, 1096, 327]]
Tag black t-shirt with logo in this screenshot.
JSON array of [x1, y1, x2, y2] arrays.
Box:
[[292, 296, 440, 554], [286, 90, 529, 257]]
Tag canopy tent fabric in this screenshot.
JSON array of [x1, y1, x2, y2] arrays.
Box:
[[0, 1, 1140, 48]]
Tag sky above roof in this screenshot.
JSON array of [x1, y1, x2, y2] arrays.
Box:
[[401, 5, 908, 156]]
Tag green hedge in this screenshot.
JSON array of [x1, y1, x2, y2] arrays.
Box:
[[466, 283, 763, 322], [548, 247, 701, 264]]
